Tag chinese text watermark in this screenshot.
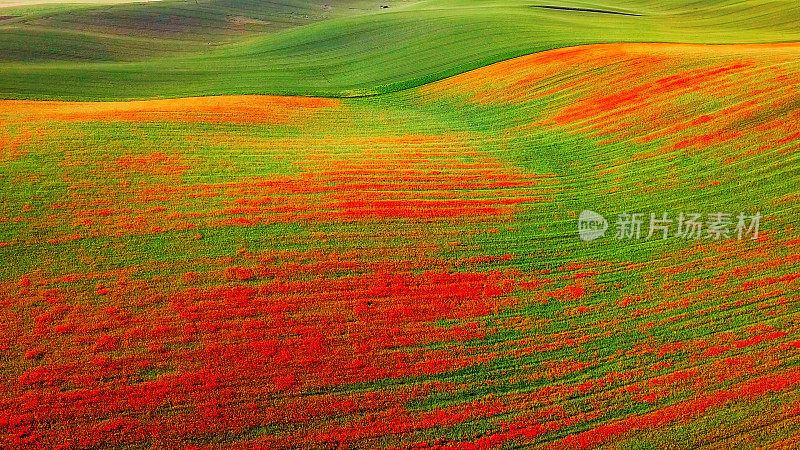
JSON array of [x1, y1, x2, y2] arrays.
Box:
[[578, 210, 761, 242]]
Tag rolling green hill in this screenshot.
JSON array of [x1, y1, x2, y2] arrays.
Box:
[[1, 0, 799, 99], [0, 0, 396, 62]]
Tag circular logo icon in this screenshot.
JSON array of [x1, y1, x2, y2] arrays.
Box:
[[578, 210, 608, 242]]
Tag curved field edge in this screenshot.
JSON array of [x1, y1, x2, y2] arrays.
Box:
[[2, 0, 800, 100], [0, 41, 799, 447]]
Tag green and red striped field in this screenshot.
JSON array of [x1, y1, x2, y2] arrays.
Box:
[[1, 3, 799, 448]]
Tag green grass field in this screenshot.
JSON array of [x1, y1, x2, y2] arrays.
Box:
[[1, 1, 799, 448], [2, 0, 800, 99]]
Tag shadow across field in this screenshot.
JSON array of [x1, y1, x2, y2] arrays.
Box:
[[530, 5, 642, 16]]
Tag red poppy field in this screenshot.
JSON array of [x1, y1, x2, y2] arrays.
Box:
[[0, 42, 799, 448]]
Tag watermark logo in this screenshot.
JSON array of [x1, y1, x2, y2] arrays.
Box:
[[578, 210, 608, 242], [578, 210, 761, 241]]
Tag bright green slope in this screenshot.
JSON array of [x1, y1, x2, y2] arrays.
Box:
[[1, 0, 799, 99]]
